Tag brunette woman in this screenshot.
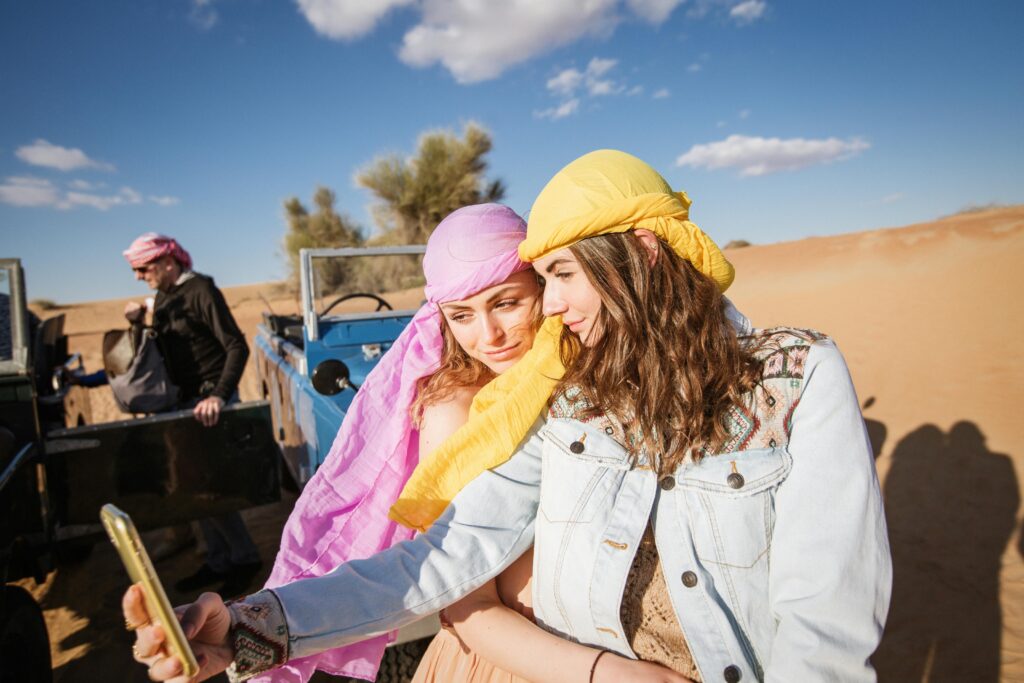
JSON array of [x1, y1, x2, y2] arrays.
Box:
[[125, 152, 889, 683]]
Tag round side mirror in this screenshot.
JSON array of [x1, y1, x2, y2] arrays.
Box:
[[311, 359, 353, 396]]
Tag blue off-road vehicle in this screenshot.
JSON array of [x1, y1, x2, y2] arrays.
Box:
[[254, 246, 426, 488], [253, 246, 440, 676]]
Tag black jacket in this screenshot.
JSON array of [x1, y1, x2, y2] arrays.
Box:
[[151, 272, 248, 402]]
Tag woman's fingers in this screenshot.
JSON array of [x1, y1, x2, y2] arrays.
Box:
[[180, 591, 229, 641], [145, 653, 184, 681], [123, 584, 151, 630], [132, 624, 166, 662]]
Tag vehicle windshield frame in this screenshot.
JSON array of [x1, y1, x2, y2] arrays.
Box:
[[299, 246, 427, 342], [0, 258, 30, 375]]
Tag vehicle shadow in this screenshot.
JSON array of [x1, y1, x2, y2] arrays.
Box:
[[873, 421, 1019, 682]]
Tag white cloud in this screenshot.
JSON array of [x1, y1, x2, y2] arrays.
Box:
[[0, 177, 64, 208], [588, 79, 619, 96], [15, 139, 114, 172], [399, 0, 620, 84], [586, 57, 617, 78], [687, 63, 702, 73], [626, 0, 685, 23], [149, 195, 181, 207], [65, 192, 122, 211], [541, 57, 625, 120], [65, 186, 144, 211], [535, 98, 580, 120], [120, 186, 143, 204], [676, 134, 870, 176], [296, 0, 415, 40], [688, 0, 767, 22], [0, 177, 174, 211], [730, 0, 766, 24], [547, 57, 622, 97], [584, 57, 622, 96], [627, 85, 644, 96], [190, 0, 219, 30], [547, 68, 584, 97], [295, 0, 749, 84], [738, 108, 750, 119], [881, 192, 904, 204], [653, 87, 670, 99]]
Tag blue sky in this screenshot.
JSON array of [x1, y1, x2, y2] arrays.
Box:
[[2, 0, 1021, 303]]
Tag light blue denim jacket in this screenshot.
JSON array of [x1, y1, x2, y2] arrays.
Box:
[[263, 323, 891, 683]]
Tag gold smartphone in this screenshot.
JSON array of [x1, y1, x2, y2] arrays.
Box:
[[100, 504, 199, 678]]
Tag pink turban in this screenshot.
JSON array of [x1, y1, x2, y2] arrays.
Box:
[[122, 232, 192, 270], [256, 204, 529, 682]]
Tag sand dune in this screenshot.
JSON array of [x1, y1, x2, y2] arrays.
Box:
[[725, 206, 1024, 680], [22, 206, 1024, 681]]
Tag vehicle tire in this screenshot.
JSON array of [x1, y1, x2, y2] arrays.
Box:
[[0, 585, 52, 683], [335, 637, 431, 683]]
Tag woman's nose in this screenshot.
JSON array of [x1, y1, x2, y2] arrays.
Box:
[[480, 316, 505, 345], [542, 288, 567, 317]]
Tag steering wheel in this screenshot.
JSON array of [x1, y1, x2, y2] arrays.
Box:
[[321, 292, 394, 315]]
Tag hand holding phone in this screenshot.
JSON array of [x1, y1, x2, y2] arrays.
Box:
[[102, 504, 200, 678], [123, 585, 234, 681]]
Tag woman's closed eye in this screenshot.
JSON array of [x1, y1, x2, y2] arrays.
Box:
[[494, 298, 521, 311]]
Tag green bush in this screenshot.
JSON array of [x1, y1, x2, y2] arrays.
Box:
[[29, 298, 59, 310]]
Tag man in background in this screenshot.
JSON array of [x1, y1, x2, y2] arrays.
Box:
[[123, 232, 261, 598]]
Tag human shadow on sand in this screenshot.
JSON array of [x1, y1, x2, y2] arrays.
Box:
[[873, 421, 1018, 683]]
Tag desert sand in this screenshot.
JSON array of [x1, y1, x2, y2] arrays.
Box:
[[18, 205, 1024, 681]]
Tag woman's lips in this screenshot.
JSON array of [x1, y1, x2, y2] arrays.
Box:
[[565, 319, 585, 333], [484, 342, 522, 361]]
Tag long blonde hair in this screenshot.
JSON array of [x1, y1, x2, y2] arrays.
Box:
[[559, 232, 762, 470]]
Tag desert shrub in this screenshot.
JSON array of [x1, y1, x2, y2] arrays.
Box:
[[284, 123, 505, 296], [29, 298, 59, 310]]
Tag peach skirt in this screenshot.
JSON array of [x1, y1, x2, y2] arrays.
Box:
[[411, 626, 530, 683]]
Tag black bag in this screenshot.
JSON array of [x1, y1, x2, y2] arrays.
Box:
[[102, 327, 180, 413]]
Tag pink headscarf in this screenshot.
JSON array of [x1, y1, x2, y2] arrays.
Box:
[[257, 204, 529, 682], [122, 232, 193, 270]]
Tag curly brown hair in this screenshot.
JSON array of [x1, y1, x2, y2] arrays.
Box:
[[559, 231, 762, 471]]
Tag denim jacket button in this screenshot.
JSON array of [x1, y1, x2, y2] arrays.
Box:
[[681, 571, 698, 588], [569, 440, 585, 454], [726, 472, 745, 489], [723, 664, 742, 682], [659, 475, 676, 491]]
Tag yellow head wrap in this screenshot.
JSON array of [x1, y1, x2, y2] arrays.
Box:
[[520, 149, 734, 289], [389, 149, 733, 531]]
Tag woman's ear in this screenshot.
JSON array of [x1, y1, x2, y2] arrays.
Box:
[[633, 229, 661, 266]]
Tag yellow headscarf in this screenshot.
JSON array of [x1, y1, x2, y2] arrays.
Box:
[[520, 149, 734, 288], [389, 149, 733, 531]]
